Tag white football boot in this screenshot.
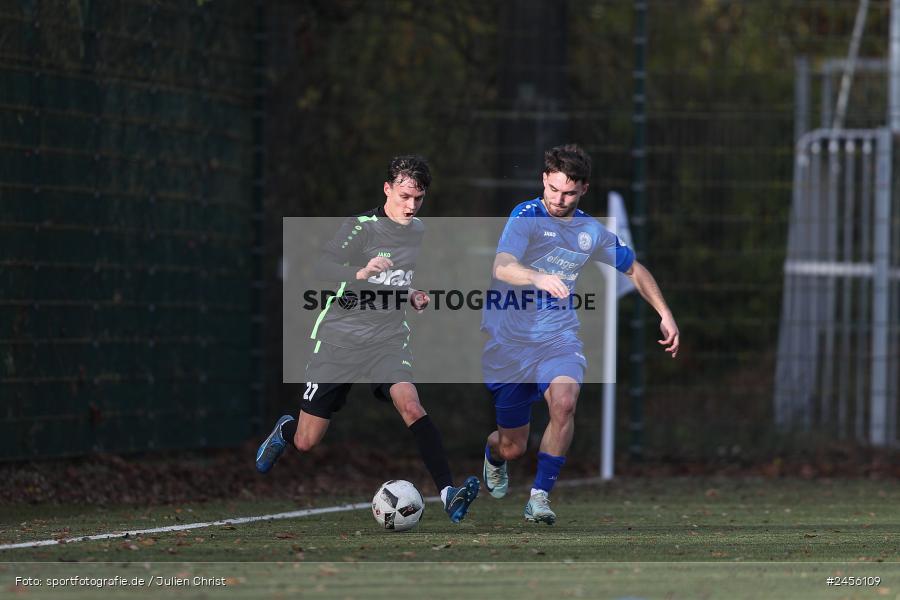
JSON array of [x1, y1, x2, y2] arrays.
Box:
[[524, 490, 556, 525], [483, 453, 509, 499]]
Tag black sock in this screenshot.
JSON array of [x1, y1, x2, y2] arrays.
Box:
[[280, 418, 298, 450], [408, 415, 453, 491]]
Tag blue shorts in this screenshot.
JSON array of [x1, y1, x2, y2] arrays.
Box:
[[482, 336, 586, 429]]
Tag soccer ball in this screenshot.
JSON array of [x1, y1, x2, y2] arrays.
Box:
[[371, 480, 424, 532]]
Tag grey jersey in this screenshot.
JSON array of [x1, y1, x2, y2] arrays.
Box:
[[309, 206, 425, 348]]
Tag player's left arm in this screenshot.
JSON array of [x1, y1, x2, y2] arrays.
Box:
[[624, 260, 680, 358]]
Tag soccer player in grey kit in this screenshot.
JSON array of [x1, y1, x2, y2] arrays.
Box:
[[256, 155, 479, 523]]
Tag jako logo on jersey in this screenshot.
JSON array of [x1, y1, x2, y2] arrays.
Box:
[[543, 230, 557, 237], [377, 251, 392, 258], [578, 232, 592, 251], [368, 268, 414, 287]]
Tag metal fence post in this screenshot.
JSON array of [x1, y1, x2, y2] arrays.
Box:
[[629, 0, 648, 460], [870, 128, 891, 445]]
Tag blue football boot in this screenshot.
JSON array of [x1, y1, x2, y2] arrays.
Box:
[[444, 476, 480, 523], [255, 415, 294, 473]]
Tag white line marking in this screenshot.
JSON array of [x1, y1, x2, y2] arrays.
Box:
[[0, 478, 608, 552], [0, 502, 371, 551]]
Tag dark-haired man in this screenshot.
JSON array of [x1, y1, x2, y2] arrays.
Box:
[[481, 144, 679, 524], [257, 155, 479, 523]]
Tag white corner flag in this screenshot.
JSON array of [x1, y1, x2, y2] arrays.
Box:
[[608, 191, 636, 298], [595, 191, 637, 481]]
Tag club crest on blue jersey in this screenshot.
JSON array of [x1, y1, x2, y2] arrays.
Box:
[[577, 231, 592, 251]]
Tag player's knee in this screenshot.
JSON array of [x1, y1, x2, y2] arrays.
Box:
[[550, 394, 578, 420], [498, 439, 526, 461]]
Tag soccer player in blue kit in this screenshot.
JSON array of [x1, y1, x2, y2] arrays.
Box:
[[481, 144, 680, 524]]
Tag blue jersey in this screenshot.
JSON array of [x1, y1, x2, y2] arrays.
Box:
[[481, 198, 635, 345]]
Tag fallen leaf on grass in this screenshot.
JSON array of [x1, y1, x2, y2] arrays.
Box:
[[431, 542, 452, 550], [317, 565, 338, 576], [705, 489, 719, 498], [400, 551, 416, 558], [275, 532, 296, 539]]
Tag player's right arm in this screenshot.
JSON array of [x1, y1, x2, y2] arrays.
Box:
[[354, 256, 393, 281], [493, 252, 569, 299], [492, 204, 569, 298]]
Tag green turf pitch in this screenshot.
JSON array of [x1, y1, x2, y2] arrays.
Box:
[[2, 478, 899, 598]]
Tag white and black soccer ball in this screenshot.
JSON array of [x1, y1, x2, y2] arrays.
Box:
[[371, 480, 424, 532]]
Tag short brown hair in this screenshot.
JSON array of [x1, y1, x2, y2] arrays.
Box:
[[543, 144, 591, 184], [387, 155, 431, 190]]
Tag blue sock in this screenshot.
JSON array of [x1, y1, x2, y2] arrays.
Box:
[[533, 452, 566, 493], [485, 443, 504, 466]]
